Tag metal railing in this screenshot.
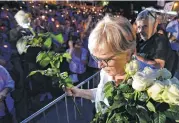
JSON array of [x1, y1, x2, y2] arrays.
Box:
[[20, 71, 100, 123]]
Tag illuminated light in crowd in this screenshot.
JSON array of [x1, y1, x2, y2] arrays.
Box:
[[72, 20, 75, 23], [61, 15, 64, 17], [37, 18, 39, 20], [6, 9, 9, 11], [129, 19, 131, 22], [56, 24, 59, 28], [174, 2, 178, 8], [20, 6, 22, 9], [45, 5, 48, 8], [1, 7, 4, 10], [49, 9, 52, 12], [45, 11, 48, 14], [3, 45, 8, 48], [77, 30, 79, 33], [134, 10, 138, 14], [94, 11, 97, 14], [1, 26, 4, 30], [83, 12, 85, 14], [51, 18, 55, 22], [22, 2, 25, 4], [42, 15, 45, 19], [6, 16, 9, 18], [117, 15, 119, 17], [99, 13, 101, 16], [32, 6, 34, 8]]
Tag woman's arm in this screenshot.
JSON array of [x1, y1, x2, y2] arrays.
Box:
[[66, 87, 95, 100]]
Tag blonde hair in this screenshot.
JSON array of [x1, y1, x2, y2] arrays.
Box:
[[88, 15, 136, 54]]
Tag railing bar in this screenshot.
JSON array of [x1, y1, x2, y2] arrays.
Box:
[[76, 71, 100, 88], [20, 93, 67, 123], [88, 80, 90, 89], [55, 103, 60, 123], [93, 76, 95, 88], [20, 71, 100, 123], [43, 112, 47, 123], [65, 96, 70, 123], [80, 86, 83, 107]]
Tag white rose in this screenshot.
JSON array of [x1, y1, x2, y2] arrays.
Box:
[[147, 81, 164, 102], [132, 72, 154, 91], [167, 84, 179, 105], [157, 68, 172, 80], [14, 10, 31, 28], [125, 60, 139, 76], [170, 77, 179, 86], [143, 67, 160, 79]]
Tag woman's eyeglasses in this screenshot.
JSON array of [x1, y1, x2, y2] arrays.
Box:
[[91, 53, 120, 67]]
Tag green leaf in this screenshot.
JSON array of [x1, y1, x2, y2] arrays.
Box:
[[36, 52, 46, 62], [146, 101, 156, 113], [104, 82, 114, 98], [44, 37, 52, 48], [51, 33, 64, 44], [28, 71, 38, 77], [63, 53, 71, 61], [63, 77, 73, 88], [119, 84, 133, 93], [164, 105, 179, 120], [154, 112, 166, 123], [136, 105, 151, 123], [54, 60, 61, 68], [125, 105, 137, 116], [138, 92, 149, 102], [39, 57, 51, 67]]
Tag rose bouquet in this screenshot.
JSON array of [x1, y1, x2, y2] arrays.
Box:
[[91, 60, 179, 123]]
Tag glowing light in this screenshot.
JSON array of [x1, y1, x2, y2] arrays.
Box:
[[61, 15, 64, 17], [4, 45, 8, 48], [174, 2, 178, 8], [49, 9, 52, 12], [6, 9, 9, 11], [45, 5, 48, 8], [42, 15, 45, 19], [1, 7, 4, 10], [20, 6, 22, 9], [32, 6, 34, 8], [51, 18, 55, 22], [56, 24, 59, 28]]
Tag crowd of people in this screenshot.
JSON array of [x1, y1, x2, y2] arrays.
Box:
[[0, 1, 179, 123], [0, 1, 105, 122]]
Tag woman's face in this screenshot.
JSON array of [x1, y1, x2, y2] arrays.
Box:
[[92, 45, 131, 76]]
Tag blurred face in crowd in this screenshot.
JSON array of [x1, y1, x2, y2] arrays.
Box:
[[136, 19, 156, 41], [74, 41, 82, 48], [92, 44, 130, 76]]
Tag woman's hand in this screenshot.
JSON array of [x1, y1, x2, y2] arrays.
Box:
[[65, 87, 81, 97], [64, 86, 94, 100]]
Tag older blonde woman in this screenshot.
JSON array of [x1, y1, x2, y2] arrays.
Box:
[[66, 15, 153, 112]]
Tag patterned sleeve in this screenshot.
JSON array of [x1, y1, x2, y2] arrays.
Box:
[[0, 65, 14, 90], [138, 60, 156, 71]]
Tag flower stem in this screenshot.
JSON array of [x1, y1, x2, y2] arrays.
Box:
[[71, 96, 82, 116]]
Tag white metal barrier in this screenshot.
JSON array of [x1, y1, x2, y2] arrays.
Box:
[[20, 71, 100, 123]]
